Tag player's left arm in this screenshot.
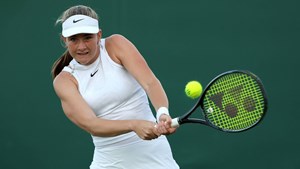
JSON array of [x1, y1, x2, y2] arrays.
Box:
[[105, 34, 175, 134]]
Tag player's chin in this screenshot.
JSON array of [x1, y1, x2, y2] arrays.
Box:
[[75, 56, 92, 65]]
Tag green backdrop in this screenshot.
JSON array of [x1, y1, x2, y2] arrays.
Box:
[[1, 0, 299, 168]]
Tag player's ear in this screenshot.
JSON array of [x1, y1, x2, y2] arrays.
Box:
[[60, 35, 67, 48], [97, 29, 102, 43], [61, 35, 66, 42]]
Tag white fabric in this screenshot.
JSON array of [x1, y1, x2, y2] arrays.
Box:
[[62, 39, 179, 168], [156, 107, 170, 122], [62, 14, 99, 37], [90, 136, 178, 169]]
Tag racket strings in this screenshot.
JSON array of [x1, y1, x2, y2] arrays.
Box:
[[203, 73, 265, 131]]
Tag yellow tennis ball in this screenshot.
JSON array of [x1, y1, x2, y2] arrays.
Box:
[[185, 81, 203, 99]]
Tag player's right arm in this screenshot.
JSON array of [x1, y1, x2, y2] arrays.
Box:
[[53, 71, 160, 140]]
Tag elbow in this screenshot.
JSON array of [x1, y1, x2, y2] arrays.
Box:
[[81, 120, 104, 136], [62, 106, 115, 137], [88, 128, 99, 136], [77, 120, 96, 136], [80, 119, 117, 137], [72, 117, 101, 136], [82, 122, 96, 135]]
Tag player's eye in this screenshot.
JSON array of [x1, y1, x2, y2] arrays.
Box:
[[69, 37, 77, 42], [84, 35, 93, 40]]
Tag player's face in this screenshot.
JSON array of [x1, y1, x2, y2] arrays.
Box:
[[65, 32, 101, 65]]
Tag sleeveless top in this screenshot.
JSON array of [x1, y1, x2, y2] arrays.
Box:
[[62, 39, 156, 149]]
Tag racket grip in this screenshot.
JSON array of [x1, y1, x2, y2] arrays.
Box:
[[171, 118, 180, 128]]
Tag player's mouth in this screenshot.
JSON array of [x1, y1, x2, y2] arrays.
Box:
[[77, 51, 89, 56]]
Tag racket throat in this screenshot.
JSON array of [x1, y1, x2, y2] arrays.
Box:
[[180, 118, 207, 125], [171, 117, 207, 128]]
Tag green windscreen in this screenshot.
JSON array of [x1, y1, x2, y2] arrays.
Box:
[[202, 72, 266, 132]]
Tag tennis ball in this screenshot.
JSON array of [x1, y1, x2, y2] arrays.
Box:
[[185, 81, 203, 99]]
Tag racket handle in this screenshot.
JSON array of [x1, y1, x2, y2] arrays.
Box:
[[171, 118, 180, 128]]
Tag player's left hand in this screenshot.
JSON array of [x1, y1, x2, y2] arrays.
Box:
[[156, 114, 177, 135]]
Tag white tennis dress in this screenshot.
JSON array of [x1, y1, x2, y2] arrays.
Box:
[[62, 39, 179, 169]]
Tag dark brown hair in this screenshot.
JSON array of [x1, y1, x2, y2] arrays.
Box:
[[51, 5, 99, 79]]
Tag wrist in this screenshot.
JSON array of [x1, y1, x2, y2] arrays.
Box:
[[128, 120, 137, 132], [156, 107, 169, 122]]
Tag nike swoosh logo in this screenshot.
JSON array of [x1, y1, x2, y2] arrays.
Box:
[[73, 18, 84, 23], [90, 70, 99, 77]]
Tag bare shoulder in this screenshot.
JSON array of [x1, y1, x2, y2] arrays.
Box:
[[106, 34, 128, 44], [105, 34, 132, 65], [105, 34, 138, 65], [105, 34, 134, 51], [53, 72, 78, 98]]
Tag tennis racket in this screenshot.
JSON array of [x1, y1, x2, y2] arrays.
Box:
[[171, 70, 268, 132]]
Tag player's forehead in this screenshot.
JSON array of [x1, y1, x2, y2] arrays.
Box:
[[68, 33, 95, 38]]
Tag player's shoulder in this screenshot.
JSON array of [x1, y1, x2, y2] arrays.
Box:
[[53, 71, 78, 93], [106, 34, 127, 42], [106, 34, 132, 47], [105, 34, 133, 63]]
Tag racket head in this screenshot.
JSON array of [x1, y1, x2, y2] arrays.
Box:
[[199, 70, 268, 132]]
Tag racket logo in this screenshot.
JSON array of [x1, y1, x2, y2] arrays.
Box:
[[208, 85, 256, 118]]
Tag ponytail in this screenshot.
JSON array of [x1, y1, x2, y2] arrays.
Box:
[[51, 50, 73, 79]]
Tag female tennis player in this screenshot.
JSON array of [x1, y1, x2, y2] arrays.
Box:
[[51, 5, 179, 169]]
